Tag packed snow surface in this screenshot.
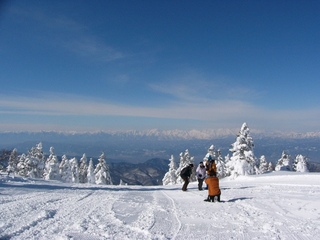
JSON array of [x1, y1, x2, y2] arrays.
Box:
[[1, 171, 319, 240]]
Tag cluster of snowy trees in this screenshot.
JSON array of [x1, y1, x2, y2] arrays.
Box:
[[275, 151, 309, 172], [3, 122, 310, 186], [162, 123, 310, 185], [6, 143, 113, 185]]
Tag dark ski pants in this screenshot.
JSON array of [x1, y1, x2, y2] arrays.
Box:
[[198, 178, 204, 190], [182, 177, 189, 191]]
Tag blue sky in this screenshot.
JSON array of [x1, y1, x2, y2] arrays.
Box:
[[0, 0, 319, 133]]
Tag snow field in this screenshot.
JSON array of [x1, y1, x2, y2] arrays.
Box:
[[0, 172, 320, 240]]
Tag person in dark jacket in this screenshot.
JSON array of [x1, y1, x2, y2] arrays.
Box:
[[180, 164, 194, 191]]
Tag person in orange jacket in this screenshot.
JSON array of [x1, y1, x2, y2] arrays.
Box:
[[204, 170, 221, 202]]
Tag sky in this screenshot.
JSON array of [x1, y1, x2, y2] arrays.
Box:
[[1, 172, 320, 239], [0, 0, 320, 133]]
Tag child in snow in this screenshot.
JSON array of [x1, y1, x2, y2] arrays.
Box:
[[196, 162, 206, 190], [204, 170, 221, 202]]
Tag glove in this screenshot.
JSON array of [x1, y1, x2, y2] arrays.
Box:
[[198, 174, 202, 178]]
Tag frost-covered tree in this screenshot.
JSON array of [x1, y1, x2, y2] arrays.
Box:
[[79, 153, 88, 183], [224, 154, 232, 177], [7, 148, 18, 175], [227, 123, 257, 178], [259, 155, 269, 174], [205, 145, 216, 161], [70, 157, 79, 183], [44, 147, 61, 181], [59, 155, 72, 183], [294, 154, 309, 172], [16, 153, 27, 177], [215, 149, 226, 178], [87, 158, 95, 184], [175, 149, 195, 184], [268, 162, 273, 172], [162, 155, 177, 185], [24, 142, 45, 178], [94, 152, 112, 185], [275, 151, 293, 171], [32, 142, 45, 177]]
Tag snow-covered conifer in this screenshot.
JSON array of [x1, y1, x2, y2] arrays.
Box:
[[79, 153, 88, 183], [175, 149, 195, 184], [7, 148, 18, 176], [216, 149, 226, 178], [59, 155, 72, 183], [16, 153, 27, 177], [224, 154, 232, 177], [259, 155, 269, 174], [23, 142, 45, 178], [275, 151, 293, 171], [94, 152, 112, 185], [162, 155, 177, 185], [228, 123, 257, 178], [70, 157, 79, 183], [87, 158, 96, 184], [268, 162, 273, 172], [43, 147, 61, 181], [294, 154, 309, 172]]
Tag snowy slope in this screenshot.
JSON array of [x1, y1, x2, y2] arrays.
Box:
[[0, 172, 319, 240]]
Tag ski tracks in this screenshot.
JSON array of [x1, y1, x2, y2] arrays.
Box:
[[111, 189, 182, 239]]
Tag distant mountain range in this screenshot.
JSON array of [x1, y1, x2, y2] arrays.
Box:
[[1, 129, 320, 165], [1, 128, 320, 141]]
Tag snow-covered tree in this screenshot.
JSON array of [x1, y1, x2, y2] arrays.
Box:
[[224, 154, 232, 177], [7, 148, 18, 175], [32, 142, 45, 177], [162, 155, 177, 185], [259, 155, 269, 174], [94, 152, 112, 185], [227, 123, 257, 178], [275, 151, 293, 171], [43, 147, 61, 181], [268, 162, 273, 172], [23, 142, 45, 178], [205, 145, 216, 161], [175, 149, 195, 184], [70, 157, 79, 183], [215, 149, 226, 178], [79, 153, 88, 183], [16, 153, 27, 177], [59, 155, 72, 183], [87, 158, 96, 184], [294, 154, 309, 172]]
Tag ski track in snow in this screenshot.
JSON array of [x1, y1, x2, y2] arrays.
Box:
[[0, 173, 320, 240]]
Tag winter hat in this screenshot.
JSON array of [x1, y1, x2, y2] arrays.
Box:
[[189, 164, 194, 167], [199, 161, 203, 164], [208, 155, 212, 160]]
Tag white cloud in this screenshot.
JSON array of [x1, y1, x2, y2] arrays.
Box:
[[1, 92, 320, 132]]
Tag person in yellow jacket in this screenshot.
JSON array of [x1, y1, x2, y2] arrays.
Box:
[[205, 155, 217, 175], [204, 171, 221, 202]]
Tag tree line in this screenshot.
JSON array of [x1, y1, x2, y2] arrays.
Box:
[[162, 123, 309, 185], [1, 123, 310, 185]]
